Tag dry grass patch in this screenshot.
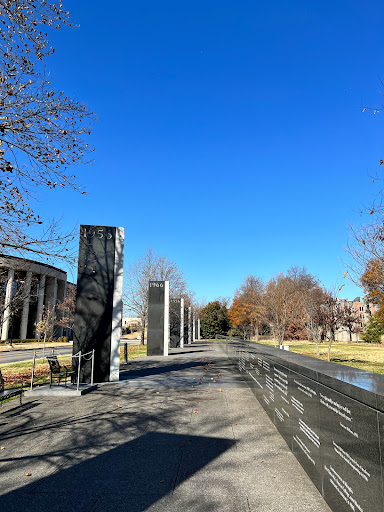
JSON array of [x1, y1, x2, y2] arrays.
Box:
[[256, 339, 384, 374], [119, 343, 147, 362]]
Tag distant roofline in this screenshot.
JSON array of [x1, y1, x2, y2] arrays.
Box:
[[0, 253, 67, 275]]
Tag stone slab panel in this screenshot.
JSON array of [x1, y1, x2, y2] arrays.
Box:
[[170, 298, 181, 348], [147, 281, 169, 356], [73, 225, 124, 382]]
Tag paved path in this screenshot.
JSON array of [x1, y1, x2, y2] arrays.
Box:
[[0, 342, 330, 512]]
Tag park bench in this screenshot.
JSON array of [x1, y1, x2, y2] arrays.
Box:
[[0, 368, 23, 407], [47, 355, 74, 388]]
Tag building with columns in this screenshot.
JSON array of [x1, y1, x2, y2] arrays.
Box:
[[0, 255, 74, 341]]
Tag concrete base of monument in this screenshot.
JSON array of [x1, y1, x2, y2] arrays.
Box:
[[25, 383, 97, 397]]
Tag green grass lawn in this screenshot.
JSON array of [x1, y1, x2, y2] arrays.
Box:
[[255, 339, 384, 374]]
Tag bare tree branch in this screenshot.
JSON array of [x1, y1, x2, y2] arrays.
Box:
[[0, 2, 95, 263]]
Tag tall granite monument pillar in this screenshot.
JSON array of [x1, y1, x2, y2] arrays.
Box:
[[183, 306, 189, 345], [73, 225, 124, 382], [147, 281, 169, 356], [188, 307, 192, 344], [194, 318, 200, 340], [180, 298, 184, 348], [170, 298, 181, 348]]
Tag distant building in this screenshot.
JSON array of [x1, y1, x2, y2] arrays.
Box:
[[122, 317, 142, 331], [335, 297, 376, 342], [0, 254, 75, 340]]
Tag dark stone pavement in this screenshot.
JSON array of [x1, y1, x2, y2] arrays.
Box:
[[0, 341, 331, 511]]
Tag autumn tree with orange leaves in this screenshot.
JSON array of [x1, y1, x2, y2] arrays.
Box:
[[361, 258, 384, 320], [228, 275, 264, 339]]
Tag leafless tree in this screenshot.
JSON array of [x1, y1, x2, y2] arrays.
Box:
[[0, 1, 95, 263], [339, 302, 361, 343], [56, 283, 76, 336], [287, 265, 319, 291], [344, 95, 384, 285], [319, 291, 345, 361], [305, 287, 329, 355], [264, 267, 321, 346], [36, 302, 55, 356], [264, 273, 299, 347], [123, 248, 189, 345], [345, 222, 384, 285]]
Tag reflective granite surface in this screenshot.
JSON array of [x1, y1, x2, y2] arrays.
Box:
[[220, 339, 384, 512]]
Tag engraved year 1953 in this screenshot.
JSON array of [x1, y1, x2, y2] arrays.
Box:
[[82, 227, 113, 240]]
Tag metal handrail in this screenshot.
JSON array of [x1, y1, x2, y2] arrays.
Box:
[[30, 349, 95, 391]]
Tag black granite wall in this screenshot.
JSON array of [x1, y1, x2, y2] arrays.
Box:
[[220, 338, 384, 512]]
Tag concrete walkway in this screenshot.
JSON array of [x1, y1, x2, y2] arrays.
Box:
[[0, 342, 330, 512]]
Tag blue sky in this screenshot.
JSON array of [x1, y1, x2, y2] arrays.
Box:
[[35, 1, 383, 302]]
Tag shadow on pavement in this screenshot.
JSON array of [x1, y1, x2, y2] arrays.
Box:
[[0, 401, 40, 418], [169, 350, 208, 356], [119, 361, 209, 380], [0, 431, 235, 512]]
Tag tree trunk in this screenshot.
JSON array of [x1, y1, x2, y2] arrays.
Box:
[[272, 327, 277, 348], [140, 316, 146, 345], [327, 339, 332, 362], [140, 321, 145, 346], [254, 323, 259, 342]]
